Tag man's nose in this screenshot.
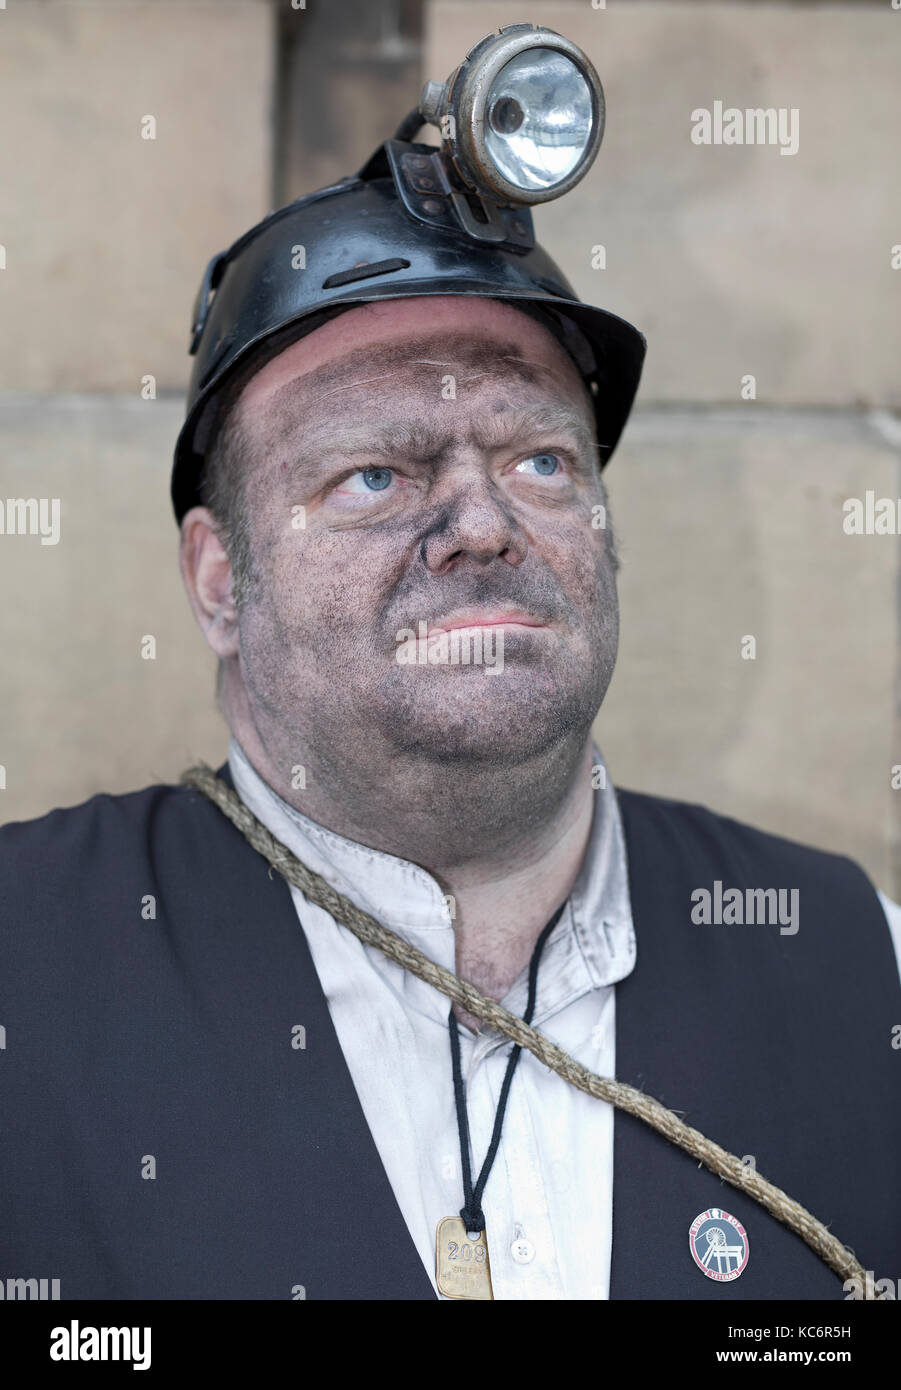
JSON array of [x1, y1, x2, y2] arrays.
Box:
[[418, 470, 529, 574]]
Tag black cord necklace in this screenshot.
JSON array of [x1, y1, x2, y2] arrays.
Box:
[[435, 900, 567, 1300]]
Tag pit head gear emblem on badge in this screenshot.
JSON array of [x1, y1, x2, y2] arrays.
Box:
[[689, 1208, 750, 1282]]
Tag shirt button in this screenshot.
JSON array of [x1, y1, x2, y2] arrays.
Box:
[[510, 1237, 535, 1264]]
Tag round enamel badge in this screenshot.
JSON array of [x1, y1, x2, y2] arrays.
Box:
[[689, 1208, 749, 1281]]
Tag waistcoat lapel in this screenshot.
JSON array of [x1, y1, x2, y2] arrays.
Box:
[[181, 765, 438, 1299]]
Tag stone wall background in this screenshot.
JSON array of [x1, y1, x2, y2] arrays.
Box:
[[1, 0, 899, 894]]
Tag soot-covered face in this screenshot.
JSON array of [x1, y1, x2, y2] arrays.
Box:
[[216, 296, 619, 774]]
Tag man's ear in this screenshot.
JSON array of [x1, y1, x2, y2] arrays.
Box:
[[179, 507, 240, 659]]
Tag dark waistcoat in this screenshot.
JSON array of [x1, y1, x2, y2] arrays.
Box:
[[0, 771, 898, 1299]]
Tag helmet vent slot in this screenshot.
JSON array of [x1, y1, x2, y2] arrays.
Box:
[[322, 258, 411, 290]]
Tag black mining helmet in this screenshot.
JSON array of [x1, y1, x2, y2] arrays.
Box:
[[171, 22, 646, 523]]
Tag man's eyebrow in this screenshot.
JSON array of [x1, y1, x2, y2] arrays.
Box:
[[297, 421, 456, 469], [469, 403, 596, 455]]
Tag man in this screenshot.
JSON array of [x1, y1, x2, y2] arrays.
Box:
[[2, 26, 900, 1301]]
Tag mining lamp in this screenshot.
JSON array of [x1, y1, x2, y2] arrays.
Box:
[[418, 24, 605, 205]]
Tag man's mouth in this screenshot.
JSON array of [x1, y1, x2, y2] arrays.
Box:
[[425, 609, 549, 637]]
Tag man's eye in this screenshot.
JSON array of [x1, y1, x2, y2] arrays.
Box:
[[515, 453, 562, 477], [338, 467, 395, 495]]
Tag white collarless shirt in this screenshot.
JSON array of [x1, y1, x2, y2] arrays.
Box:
[[228, 737, 635, 1300], [227, 737, 901, 1300]]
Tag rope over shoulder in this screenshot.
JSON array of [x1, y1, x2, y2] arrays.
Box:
[[181, 761, 870, 1292]]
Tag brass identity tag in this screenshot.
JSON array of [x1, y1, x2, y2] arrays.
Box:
[[436, 1217, 494, 1300]]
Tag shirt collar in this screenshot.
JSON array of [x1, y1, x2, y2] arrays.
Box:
[[227, 736, 635, 1031]]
